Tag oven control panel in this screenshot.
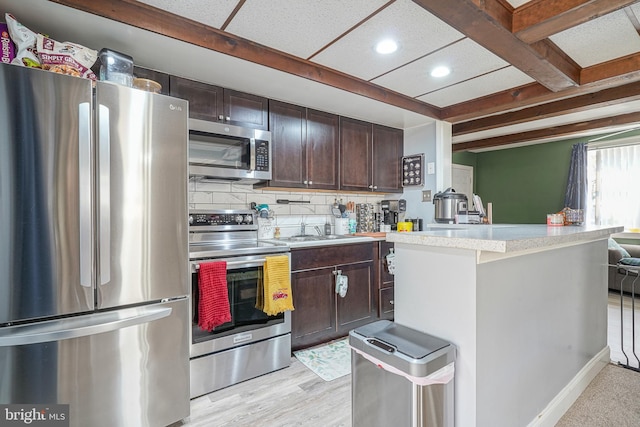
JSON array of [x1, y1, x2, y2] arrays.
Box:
[[189, 211, 255, 227]]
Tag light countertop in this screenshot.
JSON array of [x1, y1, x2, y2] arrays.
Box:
[[386, 224, 623, 253]]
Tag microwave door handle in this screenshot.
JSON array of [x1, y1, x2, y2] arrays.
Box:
[[249, 138, 256, 172]]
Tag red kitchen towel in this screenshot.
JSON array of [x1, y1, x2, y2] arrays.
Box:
[[198, 261, 231, 332]]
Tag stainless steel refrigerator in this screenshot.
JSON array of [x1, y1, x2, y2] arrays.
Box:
[[0, 63, 190, 427]]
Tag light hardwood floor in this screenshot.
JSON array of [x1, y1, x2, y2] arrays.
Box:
[[177, 293, 639, 427], [180, 357, 350, 427]]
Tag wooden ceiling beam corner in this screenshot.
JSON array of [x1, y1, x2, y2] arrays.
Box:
[[50, 0, 442, 119], [513, 0, 639, 44], [581, 52, 640, 84], [412, 0, 579, 92], [452, 110, 640, 152]]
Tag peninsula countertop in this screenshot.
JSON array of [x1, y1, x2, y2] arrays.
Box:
[[386, 223, 623, 253]]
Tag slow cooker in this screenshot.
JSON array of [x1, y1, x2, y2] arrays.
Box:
[[433, 187, 468, 224]]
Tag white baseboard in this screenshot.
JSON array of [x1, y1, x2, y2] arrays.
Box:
[[527, 346, 610, 427]]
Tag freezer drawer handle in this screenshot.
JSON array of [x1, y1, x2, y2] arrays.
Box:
[[0, 305, 172, 347]]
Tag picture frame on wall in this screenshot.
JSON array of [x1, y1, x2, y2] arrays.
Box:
[[402, 154, 424, 187]]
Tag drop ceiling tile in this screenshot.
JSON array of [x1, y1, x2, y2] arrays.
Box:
[[505, 0, 532, 7], [371, 38, 509, 97], [312, 0, 463, 81], [224, 0, 389, 58], [417, 67, 534, 108], [549, 9, 640, 67], [136, 0, 240, 28]]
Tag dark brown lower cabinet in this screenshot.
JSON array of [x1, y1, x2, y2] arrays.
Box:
[[375, 241, 395, 320], [291, 243, 374, 350]]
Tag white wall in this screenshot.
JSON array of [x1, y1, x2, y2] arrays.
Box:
[[401, 120, 453, 224]]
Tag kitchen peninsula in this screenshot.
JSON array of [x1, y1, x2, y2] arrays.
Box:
[[386, 224, 622, 427]]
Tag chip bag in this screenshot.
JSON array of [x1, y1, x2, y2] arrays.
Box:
[[5, 13, 39, 67], [36, 34, 97, 79]]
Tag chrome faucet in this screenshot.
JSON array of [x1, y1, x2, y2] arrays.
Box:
[[314, 225, 323, 236]]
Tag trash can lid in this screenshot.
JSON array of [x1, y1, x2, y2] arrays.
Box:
[[353, 320, 451, 360]]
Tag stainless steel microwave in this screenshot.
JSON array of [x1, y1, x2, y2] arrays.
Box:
[[188, 119, 272, 183]]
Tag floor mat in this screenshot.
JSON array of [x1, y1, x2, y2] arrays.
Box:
[[293, 338, 351, 381]]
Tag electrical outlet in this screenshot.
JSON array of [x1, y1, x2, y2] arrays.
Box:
[[422, 190, 432, 202]]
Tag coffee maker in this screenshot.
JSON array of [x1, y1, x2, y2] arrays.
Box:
[[380, 199, 406, 231]]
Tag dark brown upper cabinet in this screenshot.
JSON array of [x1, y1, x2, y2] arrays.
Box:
[[372, 124, 403, 193], [340, 118, 403, 193], [264, 100, 338, 190], [169, 76, 268, 130]]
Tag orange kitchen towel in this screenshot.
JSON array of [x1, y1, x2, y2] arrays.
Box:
[[198, 261, 231, 331], [259, 255, 294, 316]]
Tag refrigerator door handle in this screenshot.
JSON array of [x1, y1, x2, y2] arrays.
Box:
[[98, 104, 111, 285], [79, 102, 92, 288], [0, 305, 173, 347]]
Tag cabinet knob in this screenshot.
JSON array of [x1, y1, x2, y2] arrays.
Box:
[[308, 181, 313, 185], [373, 185, 378, 190], [389, 300, 394, 305], [218, 115, 224, 120], [225, 116, 231, 121], [368, 185, 373, 189], [303, 180, 308, 185]]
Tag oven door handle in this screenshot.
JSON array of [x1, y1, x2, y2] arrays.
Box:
[[191, 258, 267, 273]]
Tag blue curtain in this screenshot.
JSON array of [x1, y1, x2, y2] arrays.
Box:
[[564, 143, 587, 210]]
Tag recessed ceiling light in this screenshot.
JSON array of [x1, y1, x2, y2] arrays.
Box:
[[430, 66, 451, 78], [375, 39, 398, 54]]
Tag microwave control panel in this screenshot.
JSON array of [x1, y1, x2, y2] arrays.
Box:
[[255, 140, 269, 171]]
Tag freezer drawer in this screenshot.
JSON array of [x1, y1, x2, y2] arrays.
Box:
[[0, 298, 190, 427]]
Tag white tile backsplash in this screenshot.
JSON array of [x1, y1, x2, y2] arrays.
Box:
[[188, 182, 392, 234]]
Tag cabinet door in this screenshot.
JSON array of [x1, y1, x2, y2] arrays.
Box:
[[291, 267, 336, 350], [340, 117, 372, 191], [336, 261, 374, 332], [306, 109, 338, 189], [268, 100, 306, 188], [169, 76, 223, 121], [380, 241, 395, 286], [223, 89, 268, 130], [133, 66, 170, 95], [372, 124, 403, 193]]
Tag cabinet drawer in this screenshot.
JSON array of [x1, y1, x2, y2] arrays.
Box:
[[379, 287, 394, 319], [291, 243, 373, 271]]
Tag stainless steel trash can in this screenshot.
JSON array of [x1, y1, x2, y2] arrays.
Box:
[[350, 320, 456, 427]]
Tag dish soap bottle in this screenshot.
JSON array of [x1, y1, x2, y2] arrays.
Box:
[[324, 221, 331, 235], [274, 227, 281, 239]]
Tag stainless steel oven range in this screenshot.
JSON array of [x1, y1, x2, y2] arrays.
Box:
[[188, 209, 291, 398]]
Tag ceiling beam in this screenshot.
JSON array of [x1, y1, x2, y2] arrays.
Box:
[[453, 80, 640, 135], [513, 0, 638, 44], [412, 0, 580, 91], [444, 52, 640, 124], [50, 0, 442, 119], [452, 111, 640, 152]]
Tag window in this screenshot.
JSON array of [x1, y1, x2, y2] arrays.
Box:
[[587, 142, 640, 230]]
